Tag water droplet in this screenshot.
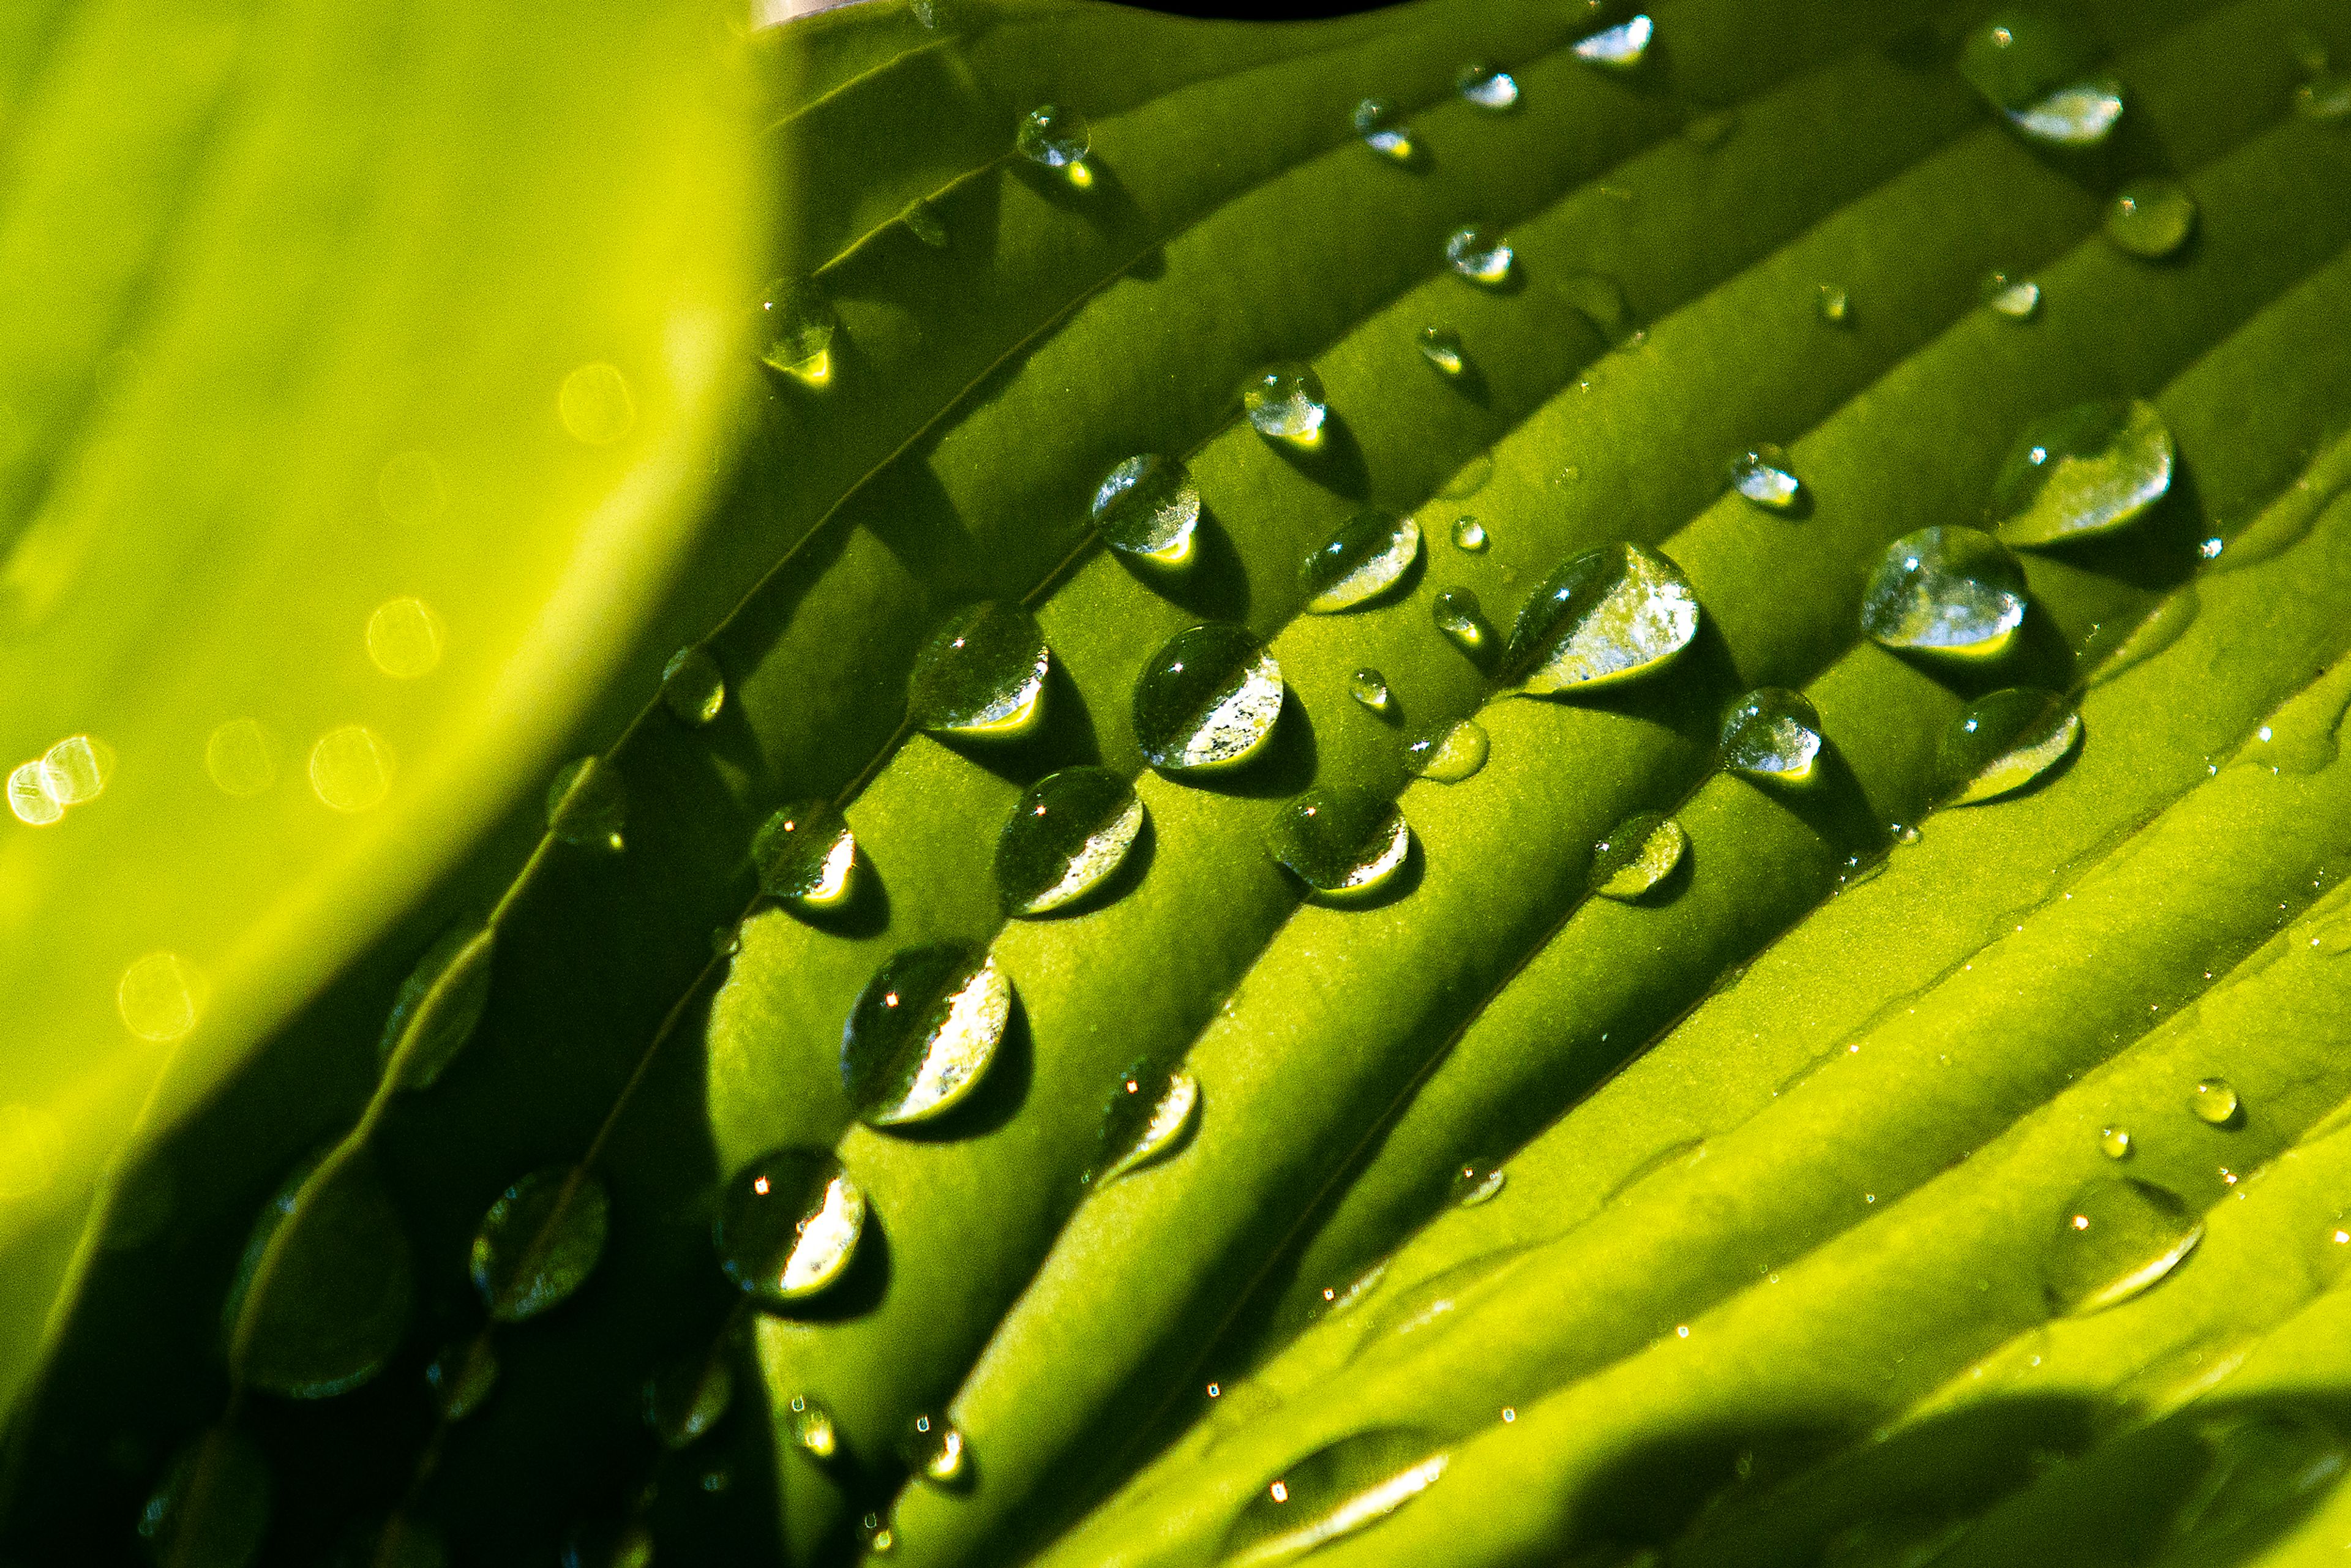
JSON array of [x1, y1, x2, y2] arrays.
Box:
[[1223, 1430, 1449, 1566], [1417, 326, 1465, 377], [139, 1428, 272, 1568], [470, 1166, 609, 1322], [1450, 1158, 1505, 1206], [714, 1146, 865, 1304], [841, 944, 1010, 1127], [378, 920, 495, 1092], [1300, 509, 1420, 613], [1133, 623, 1283, 774], [367, 598, 444, 680], [558, 362, 635, 446], [1017, 103, 1089, 174], [1935, 688, 2081, 805], [1993, 398, 2173, 547], [902, 196, 949, 247], [1720, 688, 1824, 782], [1091, 454, 1201, 570], [204, 719, 279, 798], [997, 767, 1144, 917], [2200, 536, 2225, 560], [2105, 179, 2197, 259], [1431, 588, 1493, 658], [2297, 73, 2351, 121], [1347, 669, 1392, 716], [1573, 13, 1652, 68], [1351, 99, 1416, 162], [38, 733, 113, 806], [901, 1412, 968, 1485], [2189, 1078, 2242, 1127], [1243, 362, 1329, 447], [910, 0, 958, 28], [7, 759, 60, 825], [425, 1337, 498, 1422], [1859, 525, 2028, 658], [1727, 445, 1803, 512], [1502, 541, 1700, 695], [1815, 284, 1851, 326], [1445, 225, 1513, 287], [1455, 64, 1519, 110], [225, 1150, 413, 1398], [1981, 271, 2044, 320], [1959, 10, 2104, 120], [2044, 1177, 2202, 1314], [310, 724, 394, 813], [2008, 76, 2124, 146], [119, 951, 203, 1043], [1267, 787, 1410, 900], [789, 1392, 839, 1460], [759, 277, 837, 388], [1449, 516, 1487, 552], [1589, 811, 1686, 899], [1089, 1061, 1200, 1185], [909, 602, 1051, 740], [1406, 719, 1489, 782], [546, 756, 626, 852], [755, 800, 858, 910], [2101, 1125, 2133, 1160], [661, 647, 726, 726]]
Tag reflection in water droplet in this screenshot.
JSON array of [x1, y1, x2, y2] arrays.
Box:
[[558, 362, 635, 446], [1982, 271, 2043, 320], [755, 800, 858, 910], [2106, 179, 2197, 259], [1590, 812, 1685, 899], [546, 756, 625, 851], [2101, 1125, 2132, 1160], [1417, 327, 1464, 378], [377, 451, 446, 527], [714, 1147, 864, 1304], [2189, 1078, 2242, 1126], [311, 726, 394, 813], [119, 952, 202, 1042], [1089, 1062, 1200, 1185], [910, 602, 1051, 740], [1243, 363, 1328, 447], [470, 1166, 609, 1322], [1092, 454, 1201, 569], [206, 719, 279, 798], [2009, 76, 2124, 146], [1936, 688, 2080, 805], [1267, 787, 1410, 900], [1224, 1429, 1450, 1566], [1728, 445, 1803, 512], [789, 1393, 839, 1460], [1352, 99, 1416, 162], [1859, 526, 2028, 658], [1456, 64, 1519, 110], [1815, 284, 1851, 326], [759, 276, 837, 388], [1993, 398, 2174, 547], [7, 760, 61, 825], [1445, 225, 1513, 287], [1133, 623, 1283, 773], [0, 1103, 61, 1199], [1301, 509, 1420, 613], [997, 767, 1145, 917], [1348, 669, 1392, 716], [1450, 1158, 1505, 1206], [1573, 13, 1652, 68], [902, 1412, 969, 1484], [1017, 103, 1090, 172], [426, 1337, 498, 1422], [1503, 542, 1700, 694], [1431, 588, 1493, 659], [645, 1352, 735, 1450], [661, 647, 726, 726], [1450, 516, 1487, 552], [366, 598, 444, 680], [2044, 1177, 2202, 1314], [841, 945, 1010, 1127], [139, 1428, 272, 1568], [1720, 688, 1824, 782], [1406, 719, 1489, 783]]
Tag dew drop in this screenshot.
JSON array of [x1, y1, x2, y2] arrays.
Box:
[[378, 921, 494, 1092], [546, 756, 626, 852], [225, 1149, 414, 1400], [1445, 225, 1513, 287], [425, 1337, 498, 1422], [1267, 787, 1410, 900], [2008, 76, 2124, 146], [1727, 445, 1803, 512], [205, 719, 279, 798], [789, 1392, 839, 1460], [1815, 284, 1851, 326], [558, 362, 635, 446], [1935, 688, 2081, 805], [1091, 454, 1201, 569], [1959, 10, 2104, 119], [1243, 362, 1329, 447], [1450, 516, 1487, 552], [1417, 326, 1465, 377], [2297, 73, 2351, 121], [1981, 270, 2044, 320], [139, 1428, 271, 1568], [1132, 623, 1283, 774], [1088, 1061, 1201, 1185], [367, 598, 444, 680], [1348, 669, 1392, 716], [310, 725, 394, 813], [902, 196, 949, 248], [1573, 13, 1652, 68], [1300, 509, 1420, 613], [1589, 811, 1685, 899], [1502, 541, 1700, 695], [901, 1412, 969, 1485], [661, 647, 726, 726], [2101, 1125, 2133, 1160], [1431, 588, 1493, 659], [645, 1351, 734, 1450], [1455, 64, 1520, 110], [909, 602, 1051, 740], [996, 767, 1144, 917], [1223, 1429, 1450, 1566], [1450, 1158, 1505, 1206], [1859, 525, 2028, 658], [841, 945, 1010, 1127], [754, 800, 858, 910], [2045, 1177, 2202, 1314], [2105, 179, 2197, 259], [1993, 398, 2173, 547], [1351, 99, 1416, 162], [7, 759, 60, 825], [119, 951, 203, 1043], [470, 1166, 609, 1322], [2189, 1078, 2242, 1127], [1406, 719, 1489, 782], [759, 277, 837, 388], [1017, 103, 1090, 175], [1720, 688, 1824, 782]]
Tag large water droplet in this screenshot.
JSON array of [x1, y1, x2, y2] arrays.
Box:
[[1091, 454, 1200, 569], [470, 1166, 610, 1322], [1728, 445, 1803, 512], [1502, 541, 1700, 695], [227, 1150, 414, 1399], [1300, 509, 1420, 613], [1351, 98, 1415, 162], [1573, 13, 1652, 68], [2106, 179, 2197, 258], [1450, 515, 1487, 552], [909, 602, 1050, 740], [661, 647, 726, 726], [2009, 75, 2124, 146], [1223, 1429, 1450, 1566], [1935, 688, 2081, 805], [1133, 623, 1283, 773], [1431, 588, 1493, 659], [754, 800, 858, 910], [1456, 63, 1520, 110], [1981, 271, 2044, 320], [1445, 225, 1514, 287], [1859, 526, 2028, 658], [714, 1147, 865, 1304], [1720, 688, 1824, 782], [841, 945, 1010, 1127], [547, 756, 626, 853], [1959, 10, 2104, 118], [902, 1412, 969, 1485], [996, 767, 1144, 917], [1450, 1158, 1505, 1206], [1992, 398, 2173, 547], [789, 1392, 839, 1460], [1590, 812, 1686, 899], [1016, 103, 1089, 171], [1417, 326, 1465, 377], [1348, 669, 1392, 716], [2189, 1077, 2242, 1127], [1243, 363, 1329, 447], [378, 920, 494, 1091], [759, 277, 837, 388], [2044, 1177, 2202, 1314], [425, 1337, 498, 1422], [645, 1351, 735, 1450], [1089, 1060, 1200, 1185], [1406, 719, 1489, 782], [140, 1428, 272, 1568], [1267, 787, 1410, 899]]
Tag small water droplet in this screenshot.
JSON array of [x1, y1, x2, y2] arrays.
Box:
[[909, 602, 1051, 740], [1351, 98, 1415, 162], [759, 277, 837, 388], [139, 1428, 272, 1568], [1091, 454, 1201, 569], [1993, 398, 2174, 547], [755, 800, 858, 910], [2009, 75, 2124, 145], [2189, 1078, 2242, 1127], [1405, 719, 1489, 783], [1300, 509, 1420, 613], [1416, 326, 1465, 377], [996, 766, 1144, 916], [2297, 73, 2351, 121], [1455, 63, 1520, 110], [205, 719, 279, 798], [789, 1393, 839, 1460], [1445, 225, 1513, 287], [1223, 1430, 1449, 1565], [558, 362, 635, 446], [546, 756, 626, 852], [1016, 103, 1090, 176], [1348, 669, 1393, 716], [1727, 445, 1804, 512], [311, 724, 394, 813], [2101, 1125, 2133, 1160], [901, 1412, 969, 1485], [661, 647, 726, 726], [119, 951, 203, 1043], [379, 920, 495, 1092], [1449, 516, 1487, 552], [645, 1352, 735, 1450], [2044, 1177, 2202, 1314], [226, 1150, 414, 1400], [1815, 284, 1851, 326], [1088, 1060, 1201, 1185], [1859, 525, 2028, 658], [1981, 271, 2044, 320], [714, 1146, 864, 1304], [470, 1166, 609, 1322], [1450, 1158, 1505, 1206], [1936, 688, 2081, 805], [1502, 541, 1700, 694], [2310, 912, 2351, 956], [841, 945, 1010, 1127], [1589, 811, 1685, 899], [1960, 11, 2107, 135], [426, 1337, 498, 1422], [1431, 588, 1493, 659], [902, 196, 949, 247], [1267, 787, 1410, 900], [367, 598, 444, 680], [1573, 13, 1652, 68], [7, 759, 60, 825], [1243, 362, 1329, 447], [1133, 623, 1284, 773], [2106, 179, 2197, 259], [1720, 688, 1824, 782]]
